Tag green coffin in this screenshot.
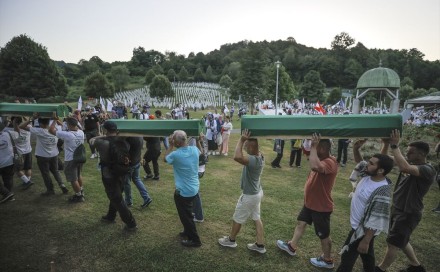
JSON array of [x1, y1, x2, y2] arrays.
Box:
[[0, 103, 70, 118], [241, 114, 402, 138], [110, 119, 205, 137]]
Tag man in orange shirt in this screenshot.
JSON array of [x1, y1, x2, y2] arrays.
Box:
[[276, 133, 338, 269]]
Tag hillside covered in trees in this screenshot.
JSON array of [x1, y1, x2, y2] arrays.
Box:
[[1, 33, 439, 106]]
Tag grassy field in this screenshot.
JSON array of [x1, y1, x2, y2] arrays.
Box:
[[1, 109, 439, 272]]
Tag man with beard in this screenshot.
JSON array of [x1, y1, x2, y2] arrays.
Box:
[[337, 139, 394, 272], [376, 130, 435, 272]]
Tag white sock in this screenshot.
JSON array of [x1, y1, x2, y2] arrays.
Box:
[[20, 175, 30, 183], [75, 192, 82, 196]]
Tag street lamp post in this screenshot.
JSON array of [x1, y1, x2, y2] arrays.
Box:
[[275, 61, 281, 115]]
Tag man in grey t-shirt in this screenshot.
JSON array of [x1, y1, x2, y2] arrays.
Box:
[[218, 129, 266, 254]]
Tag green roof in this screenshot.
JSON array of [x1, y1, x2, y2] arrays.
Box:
[[356, 67, 400, 89], [241, 114, 402, 138]]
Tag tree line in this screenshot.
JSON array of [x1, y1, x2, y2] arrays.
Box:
[[1, 33, 439, 106]]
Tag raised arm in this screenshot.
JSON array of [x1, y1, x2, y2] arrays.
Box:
[[309, 133, 325, 172], [233, 129, 250, 166], [353, 139, 367, 163], [389, 129, 420, 176]]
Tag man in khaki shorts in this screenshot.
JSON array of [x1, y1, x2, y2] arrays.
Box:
[[49, 117, 85, 202], [218, 129, 266, 253]]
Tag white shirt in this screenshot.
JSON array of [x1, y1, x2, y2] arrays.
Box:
[[139, 113, 149, 120], [10, 127, 32, 155], [30, 127, 59, 158], [222, 122, 233, 135], [0, 129, 14, 168], [56, 130, 85, 161], [350, 176, 388, 229]]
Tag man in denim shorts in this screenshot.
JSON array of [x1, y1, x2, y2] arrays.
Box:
[[218, 129, 266, 254], [276, 134, 338, 269], [376, 130, 435, 272]]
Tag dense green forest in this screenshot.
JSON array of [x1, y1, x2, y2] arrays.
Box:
[[1, 33, 439, 105]]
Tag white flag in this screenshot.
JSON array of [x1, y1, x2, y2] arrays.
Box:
[[107, 100, 114, 112], [77, 96, 82, 110]]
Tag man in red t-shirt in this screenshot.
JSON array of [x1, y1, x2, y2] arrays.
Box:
[[277, 133, 338, 269]]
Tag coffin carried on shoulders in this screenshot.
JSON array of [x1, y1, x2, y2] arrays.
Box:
[[240, 114, 402, 138], [109, 119, 204, 137], [0, 103, 70, 118]]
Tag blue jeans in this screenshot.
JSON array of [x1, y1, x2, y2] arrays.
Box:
[[193, 193, 204, 220], [162, 137, 169, 150], [123, 163, 151, 205]]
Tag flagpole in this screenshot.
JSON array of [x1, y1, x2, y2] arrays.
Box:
[[275, 61, 281, 115]]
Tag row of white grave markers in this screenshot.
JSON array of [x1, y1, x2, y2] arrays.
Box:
[[104, 82, 231, 110]]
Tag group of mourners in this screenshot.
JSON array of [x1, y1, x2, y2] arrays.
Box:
[[0, 104, 437, 272]]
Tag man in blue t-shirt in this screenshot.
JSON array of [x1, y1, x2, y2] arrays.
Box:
[[165, 130, 202, 247]]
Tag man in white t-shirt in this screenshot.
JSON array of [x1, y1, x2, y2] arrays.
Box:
[[11, 117, 34, 189], [20, 117, 68, 196], [336, 140, 394, 272], [49, 117, 85, 203], [0, 120, 15, 203]]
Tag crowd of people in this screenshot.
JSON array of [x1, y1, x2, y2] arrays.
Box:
[[0, 99, 438, 271]]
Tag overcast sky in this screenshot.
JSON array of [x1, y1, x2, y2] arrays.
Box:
[[1, 0, 439, 63]]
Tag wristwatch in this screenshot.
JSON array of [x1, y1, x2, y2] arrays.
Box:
[[390, 144, 398, 149]]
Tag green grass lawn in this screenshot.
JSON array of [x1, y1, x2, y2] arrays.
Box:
[[1, 111, 439, 272]]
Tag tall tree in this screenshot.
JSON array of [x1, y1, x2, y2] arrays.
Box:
[[193, 68, 205, 82], [84, 71, 114, 97], [145, 69, 156, 85], [230, 43, 266, 113], [205, 65, 215, 82], [264, 64, 296, 103], [149, 75, 173, 100], [178, 66, 189, 81], [167, 69, 177, 82], [110, 65, 130, 91], [299, 70, 326, 102], [219, 75, 233, 88], [0, 34, 67, 100], [331, 32, 355, 51]]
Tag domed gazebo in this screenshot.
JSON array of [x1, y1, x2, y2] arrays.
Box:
[[352, 64, 400, 114]]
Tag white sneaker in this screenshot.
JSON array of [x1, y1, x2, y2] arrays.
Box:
[[310, 256, 334, 269], [223, 153, 228, 156], [90, 153, 96, 159], [193, 217, 204, 223], [276, 240, 296, 256], [247, 243, 266, 254], [218, 236, 237, 248]]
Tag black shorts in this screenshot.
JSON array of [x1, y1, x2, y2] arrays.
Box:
[[386, 208, 421, 248], [297, 206, 332, 239], [22, 152, 33, 171]]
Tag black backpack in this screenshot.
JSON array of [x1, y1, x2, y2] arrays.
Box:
[[108, 137, 131, 176], [72, 144, 87, 164]]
